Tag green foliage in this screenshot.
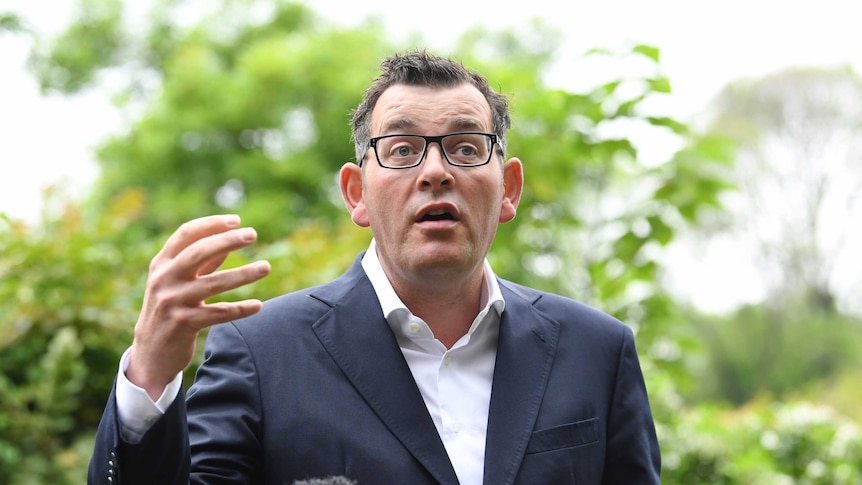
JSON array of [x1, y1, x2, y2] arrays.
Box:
[[705, 66, 862, 315], [28, 0, 123, 93], [0, 189, 152, 484], [633, 44, 661, 63], [0, 12, 25, 33], [660, 401, 862, 484], [687, 302, 862, 405], [41, 0, 393, 243], [799, 368, 862, 425]]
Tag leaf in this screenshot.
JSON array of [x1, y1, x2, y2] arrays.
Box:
[[647, 76, 672, 94], [582, 46, 613, 58], [632, 44, 660, 62], [0, 12, 24, 33], [647, 116, 689, 135]]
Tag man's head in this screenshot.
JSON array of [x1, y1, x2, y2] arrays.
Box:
[[351, 50, 511, 165], [340, 50, 523, 295]]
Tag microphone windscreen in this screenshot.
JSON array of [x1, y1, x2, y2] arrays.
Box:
[[292, 477, 357, 485]]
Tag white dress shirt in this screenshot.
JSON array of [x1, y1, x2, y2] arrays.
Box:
[[361, 240, 503, 485], [115, 240, 504, 485]]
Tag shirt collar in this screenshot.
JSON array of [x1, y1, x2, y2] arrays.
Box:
[[360, 239, 505, 333]]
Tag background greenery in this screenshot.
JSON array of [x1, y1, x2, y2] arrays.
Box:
[[2, 0, 861, 483]]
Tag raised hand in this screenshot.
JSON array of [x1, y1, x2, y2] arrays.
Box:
[[126, 214, 271, 400]]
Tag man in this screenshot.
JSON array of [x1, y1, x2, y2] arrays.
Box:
[[89, 50, 660, 484]]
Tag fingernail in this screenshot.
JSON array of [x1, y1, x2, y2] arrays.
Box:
[[239, 228, 257, 242], [225, 215, 241, 227]]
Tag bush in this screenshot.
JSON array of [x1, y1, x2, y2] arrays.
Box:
[[660, 400, 862, 484], [0, 189, 152, 484]]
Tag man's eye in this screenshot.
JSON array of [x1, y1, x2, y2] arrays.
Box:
[[456, 145, 477, 156], [395, 146, 413, 157]]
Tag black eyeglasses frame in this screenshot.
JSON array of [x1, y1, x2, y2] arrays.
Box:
[[362, 132, 498, 169]]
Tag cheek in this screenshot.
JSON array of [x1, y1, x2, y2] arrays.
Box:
[[364, 190, 398, 228]]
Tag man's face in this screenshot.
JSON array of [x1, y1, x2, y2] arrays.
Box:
[[340, 83, 523, 288]]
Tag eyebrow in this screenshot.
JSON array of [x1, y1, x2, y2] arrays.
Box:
[[381, 118, 418, 133], [380, 117, 487, 135], [449, 117, 486, 132]]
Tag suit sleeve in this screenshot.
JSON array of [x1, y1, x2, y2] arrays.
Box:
[[185, 321, 265, 483], [602, 326, 661, 484], [87, 379, 191, 485], [87, 322, 264, 485]]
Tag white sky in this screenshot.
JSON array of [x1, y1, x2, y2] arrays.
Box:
[[1, 0, 860, 313]]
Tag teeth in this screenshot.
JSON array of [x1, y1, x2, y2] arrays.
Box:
[[428, 209, 447, 216]]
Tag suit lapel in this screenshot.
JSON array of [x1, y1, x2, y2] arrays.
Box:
[[309, 261, 460, 484], [483, 282, 560, 485]]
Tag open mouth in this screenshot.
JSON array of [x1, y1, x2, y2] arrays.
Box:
[[419, 209, 456, 222]]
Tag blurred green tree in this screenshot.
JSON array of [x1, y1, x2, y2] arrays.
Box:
[[704, 66, 862, 315], [0, 190, 154, 484], [688, 303, 862, 405], [682, 67, 862, 410], [0, 11, 24, 33], [659, 400, 862, 484], [30, 0, 392, 242]]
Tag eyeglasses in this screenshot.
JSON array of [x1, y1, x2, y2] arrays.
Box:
[[364, 132, 498, 169]]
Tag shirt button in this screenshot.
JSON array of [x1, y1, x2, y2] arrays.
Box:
[[443, 356, 451, 366], [409, 323, 420, 332], [453, 422, 461, 434]]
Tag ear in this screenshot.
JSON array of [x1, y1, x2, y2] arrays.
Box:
[[339, 163, 370, 227], [499, 158, 523, 223]]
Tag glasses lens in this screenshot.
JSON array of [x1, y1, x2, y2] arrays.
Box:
[[442, 133, 491, 166], [375, 135, 425, 168]]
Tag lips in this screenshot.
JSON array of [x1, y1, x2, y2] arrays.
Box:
[[416, 203, 459, 223]]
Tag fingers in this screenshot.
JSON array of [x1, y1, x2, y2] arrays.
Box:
[[159, 214, 241, 260], [176, 227, 257, 279], [183, 297, 266, 330], [193, 261, 271, 315], [149, 215, 248, 289], [154, 216, 256, 280], [145, 214, 270, 314], [197, 252, 229, 277], [165, 229, 268, 305], [147, 216, 264, 301], [128, 215, 272, 390]]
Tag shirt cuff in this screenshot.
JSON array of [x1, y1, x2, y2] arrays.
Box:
[[115, 347, 183, 443]]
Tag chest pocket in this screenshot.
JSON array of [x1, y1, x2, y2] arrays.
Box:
[[525, 417, 600, 454]]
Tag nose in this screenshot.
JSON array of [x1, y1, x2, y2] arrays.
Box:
[[417, 141, 453, 189]]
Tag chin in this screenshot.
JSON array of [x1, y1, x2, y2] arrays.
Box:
[[412, 248, 477, 275]]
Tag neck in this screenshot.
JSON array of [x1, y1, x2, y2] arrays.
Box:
[[391, 268, 485, 349]]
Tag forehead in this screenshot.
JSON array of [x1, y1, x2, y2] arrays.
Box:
[[371, 84, 493, 135]]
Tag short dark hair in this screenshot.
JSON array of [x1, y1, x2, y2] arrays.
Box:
[[351, 50, 511, 164]]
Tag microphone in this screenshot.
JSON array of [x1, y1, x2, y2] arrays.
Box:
[[292, 477, 357, 485]]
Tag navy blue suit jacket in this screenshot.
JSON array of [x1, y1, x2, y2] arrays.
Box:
[[89, 255, 660, 484]]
